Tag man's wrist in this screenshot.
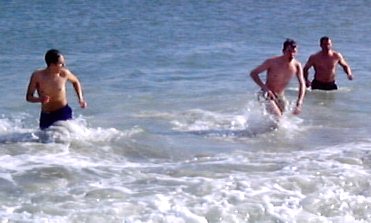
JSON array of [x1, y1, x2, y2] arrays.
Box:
[[261, 86, 269, 92]]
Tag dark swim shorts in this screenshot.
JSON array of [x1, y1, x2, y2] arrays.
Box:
[[311, 79, 338, 91], [39, 104, 72, 129]]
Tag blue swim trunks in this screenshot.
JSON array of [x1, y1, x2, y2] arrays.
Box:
[[39, 104, 72, 129], [311, 79, 338, 91]]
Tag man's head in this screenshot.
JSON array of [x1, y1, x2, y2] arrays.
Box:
[[282, 38, 297, 59], [320, 36, 332, 51], [45, 49, 64, 67], [283, 39, 297, 51]]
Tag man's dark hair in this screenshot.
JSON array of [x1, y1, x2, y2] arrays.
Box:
[[282, 38, 297, 51], [45, 49, 62, 66], [320, 36, 330, 44]]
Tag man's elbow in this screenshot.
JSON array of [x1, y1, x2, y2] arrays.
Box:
[[72, 81, 81, 88], [249, 71, 257, 79], [303, 66, 309, 74], [26, 94, 33, 102]]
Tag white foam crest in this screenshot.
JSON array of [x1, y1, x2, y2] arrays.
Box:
[[0, 115, 30, 133], [37, 117, 143, 144], [134, 111, 177, 119], [276, 115, 306, 140], [171, 109, 248, 132], [0, 114, 143, 145], [168, 100, 285, 138], [0, 171, 16, 185], [166, 145, 371, 221], [0, 115, 38, 143], [0, 147, 138, 178], [0, 118, 15, 133], [149, 194, 209, 223], [2, 142, 368, 222]]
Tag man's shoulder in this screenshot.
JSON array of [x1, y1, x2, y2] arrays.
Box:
[[331, 50, 343, 59], [266, 55, 283, 63], [60, 68, 73, 78], [32, 68, 46, 77], [293, 58, 302, 66], [310, 51, 322, 58]]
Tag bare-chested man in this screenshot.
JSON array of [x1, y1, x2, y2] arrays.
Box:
[[303, 36, 353, 90], [26, 49, 87, 129], [250, 39, 306, 117]]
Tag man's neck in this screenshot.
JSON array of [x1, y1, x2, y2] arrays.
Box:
[[282, 54, 294, 62], [321, 49, 332, 55], [45, 67, 59, 76]]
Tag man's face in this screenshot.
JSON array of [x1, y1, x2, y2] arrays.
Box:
[[52, 55, 65, 71], [320, 39, 332, 51], [284, 45, 297, 59]]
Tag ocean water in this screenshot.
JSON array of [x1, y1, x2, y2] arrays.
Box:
[[1, 0, 371, 222]]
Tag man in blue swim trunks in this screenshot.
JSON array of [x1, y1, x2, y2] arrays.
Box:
[[303, 36, 353, 91], [26, 49, 87, 129]]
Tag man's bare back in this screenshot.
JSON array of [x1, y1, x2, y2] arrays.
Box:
[[28, 68, 70, 112]]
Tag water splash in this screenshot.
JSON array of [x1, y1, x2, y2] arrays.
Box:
[[0, 115, 141, 144]]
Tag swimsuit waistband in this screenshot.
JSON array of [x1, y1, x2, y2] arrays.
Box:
[[313, 79, 335, 84], [41, 104, 70, 114]]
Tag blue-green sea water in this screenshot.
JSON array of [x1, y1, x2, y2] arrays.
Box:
[[1, 1, 371, 222]]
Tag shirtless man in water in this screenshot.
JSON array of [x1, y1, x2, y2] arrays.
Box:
[[26, 49, 87, 129], [250, 39, 306, 117], [303, 36, 353, 90]]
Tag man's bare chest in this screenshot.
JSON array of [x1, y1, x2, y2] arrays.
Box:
[[38, 76, 66, 92]]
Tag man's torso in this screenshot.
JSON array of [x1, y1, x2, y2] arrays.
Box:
[[266, 57, 298, 95], [312, 51, 340, 83]]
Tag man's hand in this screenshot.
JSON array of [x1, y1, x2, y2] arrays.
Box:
[[305, 80, 311, 88], [292, 105, 302, 115], [79, 100, 87, 109], [40, 96, 50, 104]]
